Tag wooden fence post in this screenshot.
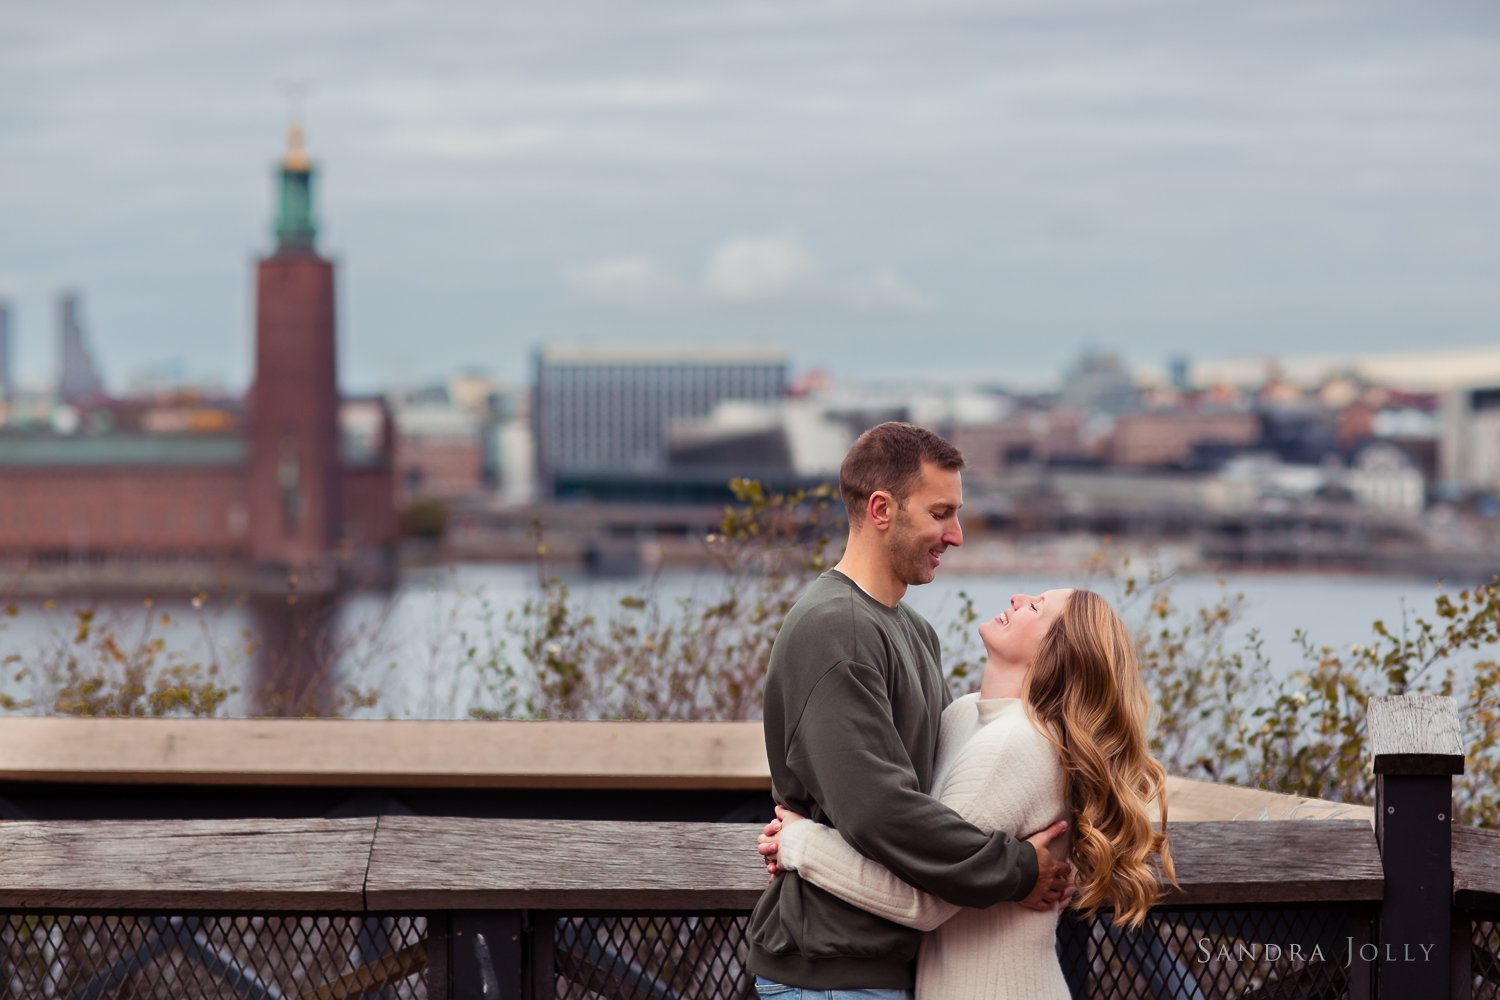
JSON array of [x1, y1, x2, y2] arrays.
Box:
[[1369, 694, 1465, 1000]]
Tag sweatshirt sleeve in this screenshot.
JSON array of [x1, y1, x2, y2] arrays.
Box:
[[784, 660, 1038, 908], [779, 706, 1068, 928], [776, 818, 960, 932]]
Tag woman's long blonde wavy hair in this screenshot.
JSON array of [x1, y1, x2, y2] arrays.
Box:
[[1023, 589, 1175, 929]]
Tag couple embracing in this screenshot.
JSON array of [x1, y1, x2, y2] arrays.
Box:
[[748, 422, 1175, 999]]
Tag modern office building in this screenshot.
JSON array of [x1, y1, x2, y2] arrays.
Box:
[[533, 345, 789, 500], [665, 399, 853, 488]]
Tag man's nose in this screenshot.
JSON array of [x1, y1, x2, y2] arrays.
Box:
[[944, 519, 963, 548]]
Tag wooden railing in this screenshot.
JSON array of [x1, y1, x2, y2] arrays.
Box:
[[0, 816, 1386, 915]]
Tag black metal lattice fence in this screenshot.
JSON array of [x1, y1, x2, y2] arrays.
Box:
[[10, 906, 1499, 999], [549, 905, 1374, 1000], [554, 915, 750, 999], [1061, 905, 1370, 1000], [0, 913, 428, 999], [1468, 914, 1500, 1000]]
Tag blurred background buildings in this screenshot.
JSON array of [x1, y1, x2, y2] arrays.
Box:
[[0, 3, 1493, 726], [0, 129, 396, 591]]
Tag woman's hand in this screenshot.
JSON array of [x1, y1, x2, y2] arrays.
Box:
[[756, 805, 808, 881]]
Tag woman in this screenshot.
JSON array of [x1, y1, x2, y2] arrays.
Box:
[[760, 589, 1174, 999]]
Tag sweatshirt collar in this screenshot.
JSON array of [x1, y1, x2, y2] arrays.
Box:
[[826, 569, 903, 616]]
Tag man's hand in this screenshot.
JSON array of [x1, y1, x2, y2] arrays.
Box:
[[1017, 820, 1073, 912], [757, 815, 783, 881], [756, 804, 806, 882]]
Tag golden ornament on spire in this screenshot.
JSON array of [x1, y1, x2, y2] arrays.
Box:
[[283, 123, 311, 172]]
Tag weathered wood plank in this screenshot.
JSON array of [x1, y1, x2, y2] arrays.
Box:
[[0, 817, 376, 911], [1163, 776, 1374, 824], [1368, 694, 1465, 775], [0, 718, 769, 789], [365, 818, 770, 911], [364, 817, 1384, 911], [1140, 820, 1383, 906], [1454, 824, 1500, 911]]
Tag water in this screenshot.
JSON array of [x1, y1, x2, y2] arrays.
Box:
[[1, 563, 1491, 718]]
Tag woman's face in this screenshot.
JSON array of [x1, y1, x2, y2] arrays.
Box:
[[978, 589, 1074, 665]]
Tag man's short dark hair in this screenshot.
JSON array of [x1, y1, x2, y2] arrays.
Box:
[[839, 422, 965, 524]]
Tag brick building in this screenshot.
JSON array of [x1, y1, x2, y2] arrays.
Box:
[[1109, 410, 1262, 469], [0, 128, 395, 587], [392, 400, 489, 504]]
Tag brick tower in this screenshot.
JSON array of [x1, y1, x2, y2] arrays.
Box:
[[247, 124, 342, 573]]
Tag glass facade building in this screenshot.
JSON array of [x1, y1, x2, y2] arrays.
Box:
[[533, 346, 789, 499]]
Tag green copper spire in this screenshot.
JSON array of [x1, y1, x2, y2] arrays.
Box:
[[274, 124, 318, 252]]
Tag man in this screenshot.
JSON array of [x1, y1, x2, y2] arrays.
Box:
[[748, 421, 1071, 996]]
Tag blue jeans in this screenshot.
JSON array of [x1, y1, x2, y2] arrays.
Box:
[[753, 977, 913, 1000]]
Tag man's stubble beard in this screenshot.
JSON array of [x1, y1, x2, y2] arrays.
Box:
[[889, 506, 937, 587]]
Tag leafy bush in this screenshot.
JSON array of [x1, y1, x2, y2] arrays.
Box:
[[1127, 566, 1500, 825], [0, 588, 391, 719], [458, 480, 839, 721], [1, 599, 236, 717]]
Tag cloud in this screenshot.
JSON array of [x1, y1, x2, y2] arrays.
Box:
[[842, 268, 934, 314], [565, 254, 683, 307], [703, 234, 817, 303], [567, 234, 934, 316]]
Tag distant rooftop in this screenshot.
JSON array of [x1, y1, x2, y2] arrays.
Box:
[[0, 432, 246, 468], [392, 401, 481, 438], [1188, 346, 1500, 393], [537, 344, 788, 366], [0, 428, 384, 469]]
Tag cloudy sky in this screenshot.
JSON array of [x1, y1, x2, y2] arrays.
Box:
[[2, 0, 1497, 393]]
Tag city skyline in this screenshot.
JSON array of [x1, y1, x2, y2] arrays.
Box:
[[2, 0, 1497, 393]]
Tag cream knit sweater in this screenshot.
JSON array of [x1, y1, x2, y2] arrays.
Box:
[[776, 693, 1071, 1000]]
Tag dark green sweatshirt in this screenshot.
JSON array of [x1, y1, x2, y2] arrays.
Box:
[[747, 570, 1039, 989]]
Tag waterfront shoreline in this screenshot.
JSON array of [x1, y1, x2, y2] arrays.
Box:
[[2, 532, 1494, 599]]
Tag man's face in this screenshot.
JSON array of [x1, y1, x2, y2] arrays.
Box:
[[886, 461, 964, 586]]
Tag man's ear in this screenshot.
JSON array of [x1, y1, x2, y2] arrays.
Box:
[[866, 490, 896, 531]]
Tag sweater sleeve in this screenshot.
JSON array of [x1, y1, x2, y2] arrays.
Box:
[[784, 661, 1038, 908], [776, 818, 960, 932], [780, 705, 1068, 929]]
